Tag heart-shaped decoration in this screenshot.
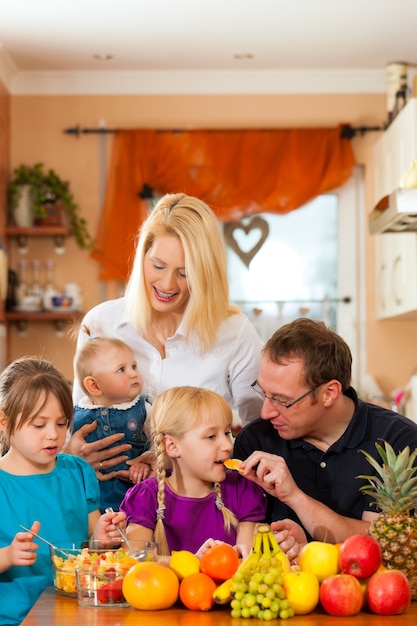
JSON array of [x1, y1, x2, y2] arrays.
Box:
[[224, 216, 269, 268]]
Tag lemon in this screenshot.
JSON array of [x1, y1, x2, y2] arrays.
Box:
[[298, 540, 340, 582], [169, 550, 201, 580]]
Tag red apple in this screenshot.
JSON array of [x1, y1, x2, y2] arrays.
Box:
[[338, 534, 382, 579], [319, 573, 363, 616], [366, 569, 411, 615]]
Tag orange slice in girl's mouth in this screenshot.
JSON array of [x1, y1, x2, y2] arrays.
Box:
[[224, 458, 244, 473]]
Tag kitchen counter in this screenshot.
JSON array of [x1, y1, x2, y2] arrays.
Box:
[[21, 587, 417, 626]]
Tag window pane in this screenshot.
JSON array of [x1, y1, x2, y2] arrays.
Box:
[[224, 195, 338, 341]]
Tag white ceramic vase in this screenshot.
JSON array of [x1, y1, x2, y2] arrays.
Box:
[[13, 184, 34, 227]]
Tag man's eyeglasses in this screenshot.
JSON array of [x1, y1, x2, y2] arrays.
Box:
[[251, 380, 321, 409]]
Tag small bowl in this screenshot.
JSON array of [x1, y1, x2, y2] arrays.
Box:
[[51, 295, 73, 308], [76, 565, 130, 607], [75, 540, 157, 608], [50, 541, 89, 597]]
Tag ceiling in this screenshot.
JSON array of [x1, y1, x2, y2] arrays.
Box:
[[0, 0, 417, 95]]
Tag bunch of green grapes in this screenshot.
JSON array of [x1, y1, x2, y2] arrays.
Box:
[[230, 556, 295, 621]]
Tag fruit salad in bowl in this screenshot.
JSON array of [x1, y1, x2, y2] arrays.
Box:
[[75, 541, 157, 607], [50, 543, 138, 600]]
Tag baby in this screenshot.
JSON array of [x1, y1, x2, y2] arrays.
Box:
[[73, 331, 151, 511]]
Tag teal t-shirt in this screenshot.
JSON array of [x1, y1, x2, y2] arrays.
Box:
[[0, 454, 100, 625]]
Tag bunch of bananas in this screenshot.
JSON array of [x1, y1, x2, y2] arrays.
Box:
[[213, 523, 292, 618]]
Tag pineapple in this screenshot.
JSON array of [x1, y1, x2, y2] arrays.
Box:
[[358, 440, 417, 600]]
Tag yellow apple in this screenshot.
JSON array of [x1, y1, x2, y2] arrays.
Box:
[[283, 571, 320, 615], [298, 541, 340, 582]]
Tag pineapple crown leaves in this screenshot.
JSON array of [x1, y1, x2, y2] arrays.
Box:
[[357, 439, 417, 513]]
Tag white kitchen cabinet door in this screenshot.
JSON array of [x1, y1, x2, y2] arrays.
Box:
[[375, 232, 417, 319], [375, 234, 391, 319], [373, 99, 417, 205]]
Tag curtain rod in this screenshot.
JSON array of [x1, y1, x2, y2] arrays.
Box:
[[63, 124, 384, 139]]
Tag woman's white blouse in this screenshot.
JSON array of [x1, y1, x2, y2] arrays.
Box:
[[72, 298, 264, 426]]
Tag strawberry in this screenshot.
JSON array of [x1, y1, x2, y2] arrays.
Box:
[[105, 567, 116, 580], [96, 580, 124, 604]]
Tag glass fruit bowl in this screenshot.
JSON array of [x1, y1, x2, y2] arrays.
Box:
[[50, 540, 155, 598], [76, 564, 130, 607], [75, 540, 158, 608], [50, 541, 89, 596]]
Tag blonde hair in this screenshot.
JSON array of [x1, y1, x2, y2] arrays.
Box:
[[74, 326, 134, 395], [150, 386, 238, 555], [0, 357, 73, 455], [124, 193, 239, 352]]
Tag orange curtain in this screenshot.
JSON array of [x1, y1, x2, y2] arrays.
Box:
[[92, 127, 355, 280]]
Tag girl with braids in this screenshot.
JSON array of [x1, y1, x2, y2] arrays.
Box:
[[120, 386, 267, 560]]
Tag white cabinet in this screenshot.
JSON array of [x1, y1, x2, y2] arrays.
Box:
[[375, 232, 417, 319], [373, 99, 417, 205], [373, 99, 417, 319]]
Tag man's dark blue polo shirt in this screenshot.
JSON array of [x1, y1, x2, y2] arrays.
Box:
[[233, 387, 417, 540]]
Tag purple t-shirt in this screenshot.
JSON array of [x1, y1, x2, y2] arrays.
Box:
[[121, 471, 267, 553]]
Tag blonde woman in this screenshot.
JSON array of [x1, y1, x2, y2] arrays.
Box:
[[120, 386, 267, 559], [68, 193, 263, 474]]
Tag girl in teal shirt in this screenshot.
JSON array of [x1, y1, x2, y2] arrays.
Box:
[[0, 357, 126, 626]]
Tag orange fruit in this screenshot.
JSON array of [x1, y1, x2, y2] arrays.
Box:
[[122, 561, 179, 610], [179, 572, 217, 611], [223, 458, 243, 473], [200, 543, 239, 581]]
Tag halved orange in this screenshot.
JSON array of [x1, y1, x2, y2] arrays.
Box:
[[223, 458, 244, 473]]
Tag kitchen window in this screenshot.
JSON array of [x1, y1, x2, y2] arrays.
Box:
[[225, 166, 365, 389]]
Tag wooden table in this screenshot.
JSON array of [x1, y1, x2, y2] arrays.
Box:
[[21, 587, 417, 626]]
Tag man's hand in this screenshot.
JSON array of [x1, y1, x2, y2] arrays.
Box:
[[271, 518, 308, 564], [63, 421, 132, 480], [240, 450, 299, 503]]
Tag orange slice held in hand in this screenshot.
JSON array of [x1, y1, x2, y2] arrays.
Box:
[[223, 458, 244, 473]]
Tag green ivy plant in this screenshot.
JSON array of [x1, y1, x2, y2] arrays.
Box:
[[8, 162, 94, 250]]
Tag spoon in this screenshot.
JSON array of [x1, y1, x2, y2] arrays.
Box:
[[104, 507, 133, 550], [19, 525, 73, 558], [105, 507, 154, 560]]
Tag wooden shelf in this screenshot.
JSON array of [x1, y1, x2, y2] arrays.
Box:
[[6, 310, 83, 335], [5, 226, 69, 237], [5, 225, 69, 253], [6, 310, 82, 322]]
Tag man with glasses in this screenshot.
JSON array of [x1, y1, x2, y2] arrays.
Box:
[[233, 317, 417, 545]]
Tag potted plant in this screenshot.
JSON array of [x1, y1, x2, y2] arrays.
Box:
[[8, 162, 94, 250]]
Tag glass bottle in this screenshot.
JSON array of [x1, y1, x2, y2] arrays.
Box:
[[43, 259, 59, 310], [16, 259, 28, 309], [29, 260, 43, 310]]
